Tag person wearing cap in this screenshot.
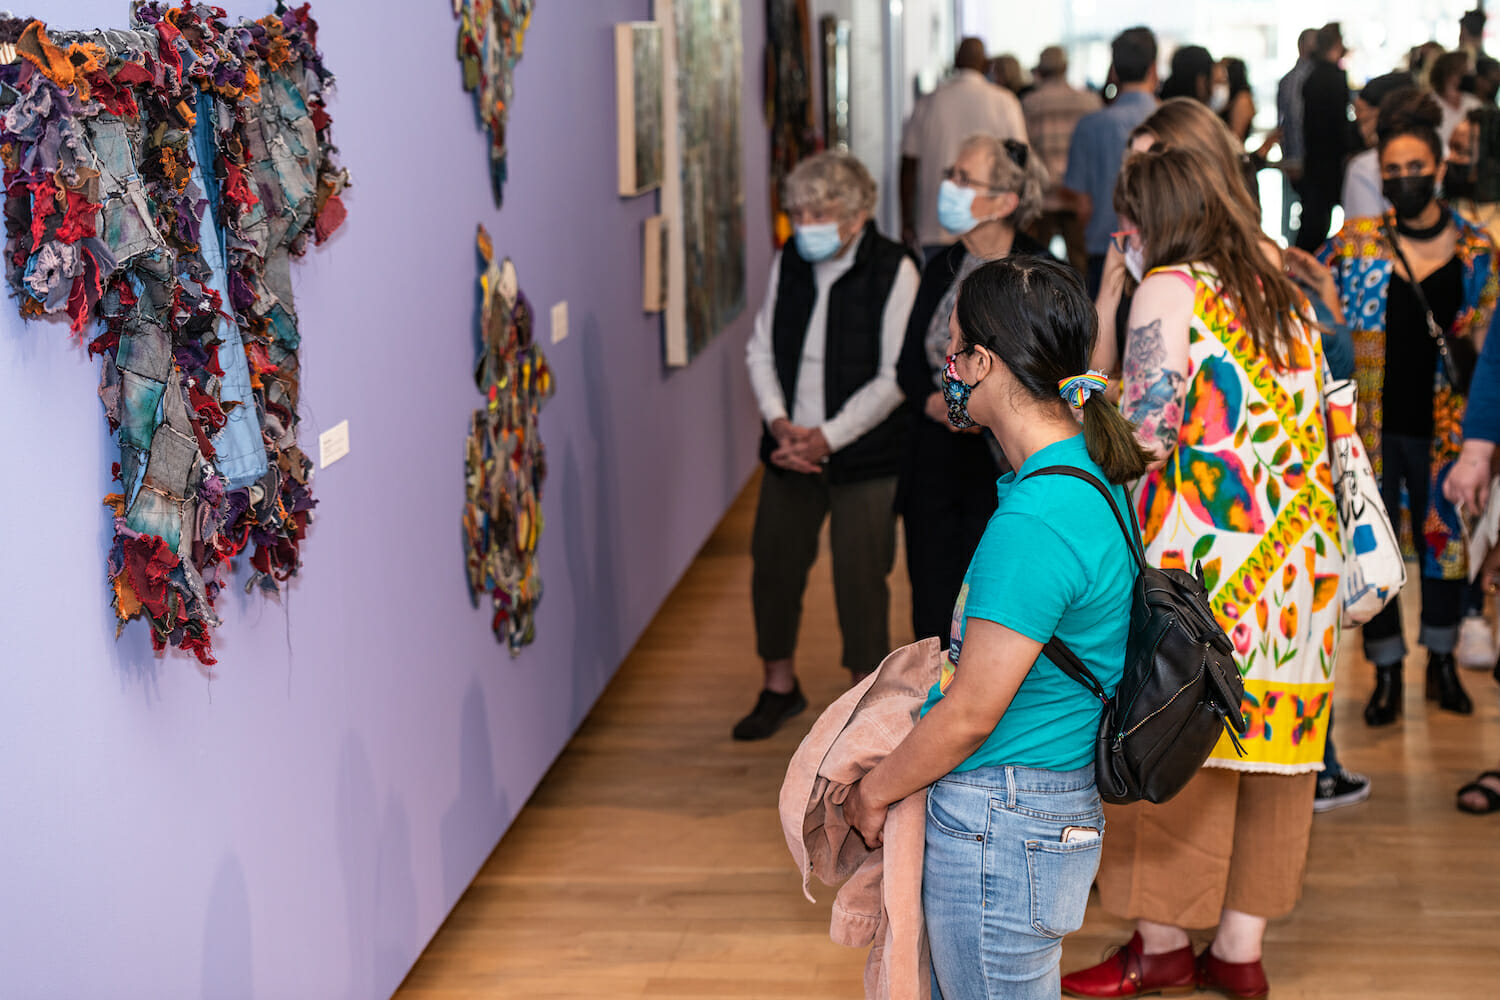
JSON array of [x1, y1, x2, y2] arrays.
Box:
[[1021, 45, 1101, 274], [1342, 72, 1415, 218]]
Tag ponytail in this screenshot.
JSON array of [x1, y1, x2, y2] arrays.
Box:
[[1080, 392, 1152, 484]]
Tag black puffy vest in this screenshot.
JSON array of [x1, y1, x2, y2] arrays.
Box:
[[760, 222, 912, 484]]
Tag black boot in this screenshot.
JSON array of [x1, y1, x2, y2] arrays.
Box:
[[1425, 652, 1473, 714], [1364, 663, 1403, 726]]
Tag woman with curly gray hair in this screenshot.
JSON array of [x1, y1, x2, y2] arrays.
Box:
[[895, 134, 1052, 647], [736, 150, 920, 740]]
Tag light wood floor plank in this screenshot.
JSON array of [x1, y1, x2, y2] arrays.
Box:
[[395, 472, 1500, 999]]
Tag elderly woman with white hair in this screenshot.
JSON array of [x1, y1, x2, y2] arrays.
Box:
[[735, 150, 920, 741], [895, 133, 1051, 648]]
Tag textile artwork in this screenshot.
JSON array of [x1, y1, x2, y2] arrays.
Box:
[[1, 4, 349, 667], [765, 0, 817, 248], [451, 0, 532, 206], [1130, 266, 1343, 774], [463, 225, 553, 654]]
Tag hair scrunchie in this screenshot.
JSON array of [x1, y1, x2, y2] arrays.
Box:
[[1058, 371, 1109, 408]]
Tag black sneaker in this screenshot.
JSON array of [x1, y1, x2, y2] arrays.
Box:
[[1314, 770, 1372, 813], [732, 683, 808, 741]]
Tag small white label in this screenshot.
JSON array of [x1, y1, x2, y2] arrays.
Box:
[[551, 300, 569, 344], [319, 420, 350, 469]]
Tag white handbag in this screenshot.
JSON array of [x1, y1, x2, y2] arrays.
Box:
[[1323, 377, 1405, 626]]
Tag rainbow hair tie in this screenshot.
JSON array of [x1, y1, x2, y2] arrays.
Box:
[[1058, 371, 1109, 408]]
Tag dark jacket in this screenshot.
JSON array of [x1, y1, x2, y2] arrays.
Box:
[[894, 235, 1051, 511], [1301, 60, 1354, 198], [761, 221, 916, 484]]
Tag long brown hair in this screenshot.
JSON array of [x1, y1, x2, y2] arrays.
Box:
[[1129, 97, 1260, 223], [1114, 146, 1307, 368]]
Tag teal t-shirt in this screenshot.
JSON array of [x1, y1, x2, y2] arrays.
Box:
[[920, 434, 1136, 772]]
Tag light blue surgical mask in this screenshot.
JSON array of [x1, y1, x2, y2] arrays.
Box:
[[794, 222, 844, 262], [938, 179, 982, 235]]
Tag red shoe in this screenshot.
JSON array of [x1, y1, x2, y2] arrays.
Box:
[[1061, 933, 1198, 997], [1197, 946, 1270, 999]]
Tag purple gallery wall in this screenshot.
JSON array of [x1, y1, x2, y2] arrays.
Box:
[[0, 2, 770, 997]]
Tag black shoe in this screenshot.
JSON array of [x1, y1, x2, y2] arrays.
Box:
[[732, 683, 808, 741], [1425, 652, 1473, 714], [1314, 770, 1372, 813], [1364, 663, 1403, 727]]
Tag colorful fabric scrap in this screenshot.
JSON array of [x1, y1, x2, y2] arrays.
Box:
[[1, 4, 350, 668], [463, 225, 554, 654], [452, 0, 532, 205]]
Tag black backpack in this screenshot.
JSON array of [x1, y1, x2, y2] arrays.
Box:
[[1028, 466, 1248, 805]]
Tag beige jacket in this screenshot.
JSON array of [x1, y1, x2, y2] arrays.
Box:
[[778, 638, 942, 1000]]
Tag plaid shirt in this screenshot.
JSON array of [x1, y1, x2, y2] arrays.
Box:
[[1021, 80, 1101, 193]]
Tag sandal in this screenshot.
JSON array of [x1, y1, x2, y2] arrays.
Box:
[[1456, 771, 1500, 814]]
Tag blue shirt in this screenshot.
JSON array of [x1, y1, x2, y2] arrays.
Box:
[[920, 435, 1137, 772], [1465, 306, 1500, 442], [1063, 90, 1158, 256]]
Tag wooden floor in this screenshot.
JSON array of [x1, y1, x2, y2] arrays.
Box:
[[395, 473, 1500, 999]]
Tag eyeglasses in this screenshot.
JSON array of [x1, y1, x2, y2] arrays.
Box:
[[1110, 228, 1139, 254], [942, 141, 1029, 192]]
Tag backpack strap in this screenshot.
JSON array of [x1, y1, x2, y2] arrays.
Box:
[[1023, 464, 1144, 705], [1025, 464, 1147, 568]]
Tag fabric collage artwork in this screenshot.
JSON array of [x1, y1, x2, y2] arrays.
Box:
[[463, 224, 554, 654], [1132, 266, 1344, 774], [452, 0, 533, 206], [1, 4, 350, 667]]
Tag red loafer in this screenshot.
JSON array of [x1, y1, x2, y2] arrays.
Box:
[[1061, 933, 1198, 997], [1197, 946, 1270, 999]]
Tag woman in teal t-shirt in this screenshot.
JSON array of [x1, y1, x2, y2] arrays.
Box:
[[844, 256, 1148, 1000]]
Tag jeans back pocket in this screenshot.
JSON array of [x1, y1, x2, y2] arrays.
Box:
[[1025, 837, 1103, 938]]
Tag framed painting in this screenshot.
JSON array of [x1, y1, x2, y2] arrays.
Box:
[[616, 22, 664, 196]]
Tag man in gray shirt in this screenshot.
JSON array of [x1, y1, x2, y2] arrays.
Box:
[[1061, 27, 1159, 296]]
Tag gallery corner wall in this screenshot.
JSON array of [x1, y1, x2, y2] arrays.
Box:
[[0, 2, 769, 997]]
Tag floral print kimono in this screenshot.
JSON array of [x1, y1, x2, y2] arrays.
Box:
[[1132, 265, 1344, 774], [1317, 208, 1499, 581]]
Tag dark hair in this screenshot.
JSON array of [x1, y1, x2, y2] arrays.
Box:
[[1430, 50, 1470, 94], [1462, 8, 1487, 36], [1112, 27, 1158, 85], [954, 257, 1150, 484], [1376, 87, 1445, 163], [1315, 23, 1343, 58], [1358, 71, 1415, 110], [1115, 147, 1308, 369], [1161, 45, 1214, 102], [1224, 58, 1250, 98]]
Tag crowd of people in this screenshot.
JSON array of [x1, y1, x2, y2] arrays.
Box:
[[743, 13, 1500, 999]]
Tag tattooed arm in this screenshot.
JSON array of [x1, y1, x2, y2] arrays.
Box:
[[1121, 272, 1195, 471]]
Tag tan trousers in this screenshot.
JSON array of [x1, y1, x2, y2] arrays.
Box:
[[1096, 767, 1317, 929]]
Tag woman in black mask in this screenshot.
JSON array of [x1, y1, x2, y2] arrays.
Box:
[[1317, 89, 1500, 727]]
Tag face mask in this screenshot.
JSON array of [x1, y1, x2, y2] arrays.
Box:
[[1210, 83, 1230, 113], [1124, 242, 1146, 282], [938, 179, 983, 235], [1382, 174, 1438, 220], [794, 221, 844, 262], [941, 353, 979, 428]]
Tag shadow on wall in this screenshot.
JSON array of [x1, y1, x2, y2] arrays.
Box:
[[201, 853, 253, 1000], [560, 313, 624, 729], [440, 679, 512, 904], [336, 733, 419, 1000]]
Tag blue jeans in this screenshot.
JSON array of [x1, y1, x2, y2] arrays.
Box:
[[924, 764, 1104, 1000]]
